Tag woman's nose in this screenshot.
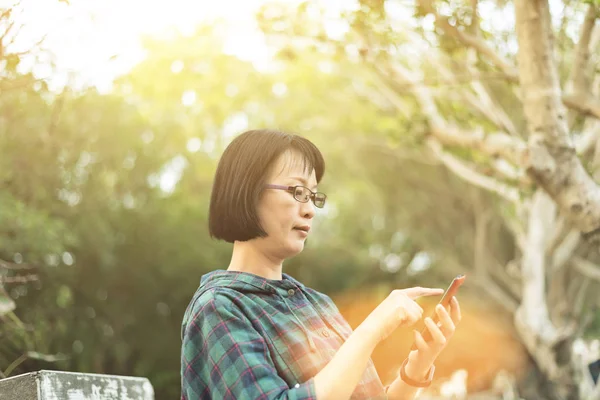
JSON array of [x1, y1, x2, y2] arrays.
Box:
[[300, 200, 315, 219]]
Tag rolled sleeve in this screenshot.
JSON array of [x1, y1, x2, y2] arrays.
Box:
[[181, 292, 317, 400]]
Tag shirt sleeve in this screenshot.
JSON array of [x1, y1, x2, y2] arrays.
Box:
[[181, 291, 317, 400]]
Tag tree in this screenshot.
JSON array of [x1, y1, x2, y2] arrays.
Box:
[[258, 0, 600, 398], [0, 3, 73, 375]]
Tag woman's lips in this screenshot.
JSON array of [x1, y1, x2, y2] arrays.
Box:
[[293, 228, 308, 237]]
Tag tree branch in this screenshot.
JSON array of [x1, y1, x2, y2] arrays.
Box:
[[417, 0, 600, 122], [562, 93, 600, 120], [432, 124, 526, 167], [567, 4, 598, 95], [378, 64, 528, 166], [550, 229, 580, 273], [426, 138, 521, 203], [433, 49, 520, 137], [470, 0, 479, 36], [0, 274, 38, 284], [417, 0, 519, 82], [556, 0, 574, 53], [464, 49, 519, 136], [473, 274, 519, 314], [575, 118, 600, 157], [0, 259, 36, 270], [489, 158, 529, 183], [487, 259, 522, 304], [571, 276, 590, 320], [367, 70, 413, 119], [572, 256, 600, 282]]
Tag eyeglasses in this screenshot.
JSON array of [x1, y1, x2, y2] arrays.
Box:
[[264, 184, 327, 208]]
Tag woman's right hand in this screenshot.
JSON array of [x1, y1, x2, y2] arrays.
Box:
[[357, 287, 444, 344]]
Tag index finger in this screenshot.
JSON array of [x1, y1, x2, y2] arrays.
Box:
[[402, 287, 444, 299]]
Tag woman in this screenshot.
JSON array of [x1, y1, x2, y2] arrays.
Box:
[[181, 129, 462, 399]]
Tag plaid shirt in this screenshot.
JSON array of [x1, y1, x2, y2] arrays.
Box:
[[181, 270, 387, 399]]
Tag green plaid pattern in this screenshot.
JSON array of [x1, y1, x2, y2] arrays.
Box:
[[181, 270, 386, 399]]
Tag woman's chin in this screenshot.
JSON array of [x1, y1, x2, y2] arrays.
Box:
[[286, 240, 305, 256]]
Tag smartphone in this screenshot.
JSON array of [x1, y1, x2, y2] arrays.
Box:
[[410, 274, 466, 351]]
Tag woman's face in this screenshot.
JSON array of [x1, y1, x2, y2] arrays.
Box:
[[255, 150, 318, 260]]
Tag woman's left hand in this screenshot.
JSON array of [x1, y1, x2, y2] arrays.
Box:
[[407, 296, 462, 372], [385, 297, 462, 397]]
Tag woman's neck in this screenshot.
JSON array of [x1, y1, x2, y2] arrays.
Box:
[[227, 240, 284, 280]]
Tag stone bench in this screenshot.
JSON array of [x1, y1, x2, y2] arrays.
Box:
[[0, 370, 154, 400]]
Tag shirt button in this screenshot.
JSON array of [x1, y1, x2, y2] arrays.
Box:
[[322, 329, 330, 337], [294, 383, 300, 388], [287, 289, 295, 296]]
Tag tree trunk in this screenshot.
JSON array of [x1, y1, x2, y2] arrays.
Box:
[[515, 0, 600, 241], [513, 1, 600, 398], [513, 190, 580, 400]]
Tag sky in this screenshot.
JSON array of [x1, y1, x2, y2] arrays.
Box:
[[4, 0, 355, 93], [6, 0, 283, 92]]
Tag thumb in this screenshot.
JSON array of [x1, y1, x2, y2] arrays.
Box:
[[402, 287, 444, 299]]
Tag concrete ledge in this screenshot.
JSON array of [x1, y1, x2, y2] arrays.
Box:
[[0, 370, 154, 400]]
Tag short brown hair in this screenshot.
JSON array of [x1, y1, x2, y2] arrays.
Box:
[[208, 129, 325, 243]]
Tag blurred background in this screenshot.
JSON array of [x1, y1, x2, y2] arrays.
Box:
[[1, 0, 599, 399]]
